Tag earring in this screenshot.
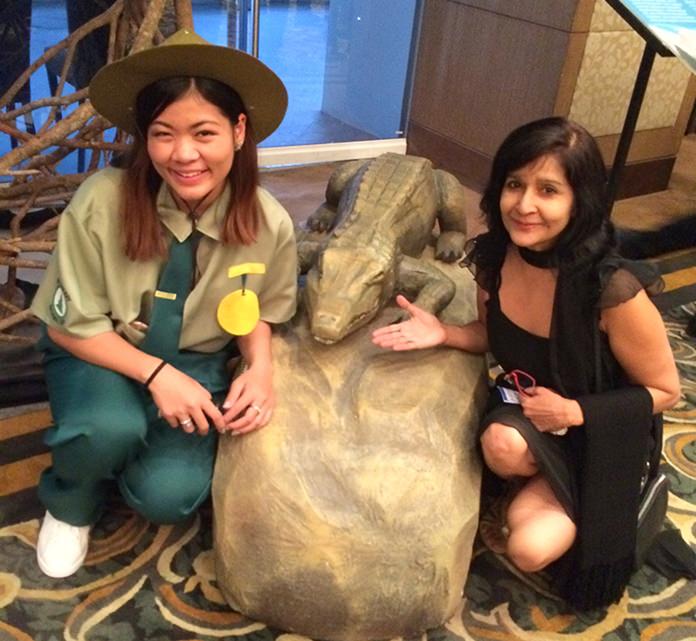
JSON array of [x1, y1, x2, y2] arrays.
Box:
[[234, 142, 243, 151]]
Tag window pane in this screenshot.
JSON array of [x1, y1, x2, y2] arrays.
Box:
[[195, 0, 418, 147]]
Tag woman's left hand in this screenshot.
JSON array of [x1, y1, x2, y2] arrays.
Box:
[[220, 320, 275, 436], [519, 386, 584, 433], [221, 363, 275, 435]]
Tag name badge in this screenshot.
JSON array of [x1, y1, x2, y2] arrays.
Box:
[[497, 386, 520, 404]]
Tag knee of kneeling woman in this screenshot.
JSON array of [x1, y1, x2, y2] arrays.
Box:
[[119, 470, 211, 524], [506, 538, 554, 573], [506, 521, 576, 573], [480, 422, 528, 475]]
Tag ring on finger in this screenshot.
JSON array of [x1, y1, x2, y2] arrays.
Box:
[[251, 403, 262, 414], [180, 417, 194, 427]]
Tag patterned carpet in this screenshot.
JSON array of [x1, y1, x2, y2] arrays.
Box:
[[1, 303, 695, 641]]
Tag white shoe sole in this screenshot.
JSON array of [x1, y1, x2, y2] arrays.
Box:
[[36, 547, 87, 578]]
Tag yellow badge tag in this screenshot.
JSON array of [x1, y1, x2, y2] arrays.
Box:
[[217, 289, 260, 336], [227, 262, 266, 279]]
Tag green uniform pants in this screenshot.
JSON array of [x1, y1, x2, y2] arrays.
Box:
[[38, 336, 233, 526]]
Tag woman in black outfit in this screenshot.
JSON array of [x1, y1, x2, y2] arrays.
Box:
[[372, 117, 680, 608]]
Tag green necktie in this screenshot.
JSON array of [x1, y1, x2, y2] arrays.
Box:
[[140, 232, 198, 360]]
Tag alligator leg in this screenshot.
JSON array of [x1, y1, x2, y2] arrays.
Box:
[[306, 159, 368, 232], [434, 169, 469, 263], [305, 202, 340, 233], [396, 255, 456, 317], [297, 236, 324, 274]]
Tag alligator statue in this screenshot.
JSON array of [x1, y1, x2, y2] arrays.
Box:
[[298, 152, 469, 344]]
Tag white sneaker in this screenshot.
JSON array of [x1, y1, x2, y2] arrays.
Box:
[[36, 511, 90, 578]]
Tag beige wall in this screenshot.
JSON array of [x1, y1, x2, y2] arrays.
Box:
[[567, 1, 695, 163]]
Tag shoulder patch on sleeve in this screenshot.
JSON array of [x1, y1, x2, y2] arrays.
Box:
[[50, 281, 70, 324]]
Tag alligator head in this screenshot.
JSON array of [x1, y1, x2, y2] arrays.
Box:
[[305, 243, 397, 344]]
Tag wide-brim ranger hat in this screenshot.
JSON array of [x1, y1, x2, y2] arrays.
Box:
[[88, 29, 287, 142]]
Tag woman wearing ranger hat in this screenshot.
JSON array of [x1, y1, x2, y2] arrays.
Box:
[[30, 30, 297, 578]]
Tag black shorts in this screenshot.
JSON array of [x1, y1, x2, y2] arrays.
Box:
[[478, 389, 580, 519]]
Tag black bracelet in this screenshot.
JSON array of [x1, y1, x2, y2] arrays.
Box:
[[144, 360, 167, 389]]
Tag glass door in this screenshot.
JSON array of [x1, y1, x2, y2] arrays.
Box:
[[193, 0, 420, 162]]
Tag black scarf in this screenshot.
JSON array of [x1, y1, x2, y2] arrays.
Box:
[[568, 387, 653, 609], [528, 245, 660, 609]]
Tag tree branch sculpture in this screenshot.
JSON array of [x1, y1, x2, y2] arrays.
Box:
[[0, 0, 194, 343]]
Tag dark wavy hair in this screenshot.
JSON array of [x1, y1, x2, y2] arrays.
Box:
[[476, 117, 614, 266], [120, 76, 260, 260]]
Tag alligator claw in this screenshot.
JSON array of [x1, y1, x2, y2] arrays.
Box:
[[306, 203, 338, 234], [435, 231, 466, 263], [435, 249, 458, 263]]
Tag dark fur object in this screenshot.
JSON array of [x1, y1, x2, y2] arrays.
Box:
[[616, 216, 696, 260]]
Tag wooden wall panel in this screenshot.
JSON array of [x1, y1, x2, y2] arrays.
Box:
[[408, 0, 576, 189], [554, 32, 591, 115], [410, 0, 572, 153], [447, 0, 580, 30]]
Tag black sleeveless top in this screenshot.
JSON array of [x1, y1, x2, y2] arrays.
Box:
[[486, 289, 556, 389], [464, 235, 664, 397]]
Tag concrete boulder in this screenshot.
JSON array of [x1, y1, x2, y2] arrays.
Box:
[[213, 260, 486, 641]]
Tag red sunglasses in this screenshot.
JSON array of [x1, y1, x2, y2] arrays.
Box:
[[503, 369, 536, 396]]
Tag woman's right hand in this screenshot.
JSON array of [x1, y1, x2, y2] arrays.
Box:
[[371, 295, 447, 351], [148, 364, 225, 435]]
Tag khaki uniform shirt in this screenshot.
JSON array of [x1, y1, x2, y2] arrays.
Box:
[[32, 167, 298, 353]]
